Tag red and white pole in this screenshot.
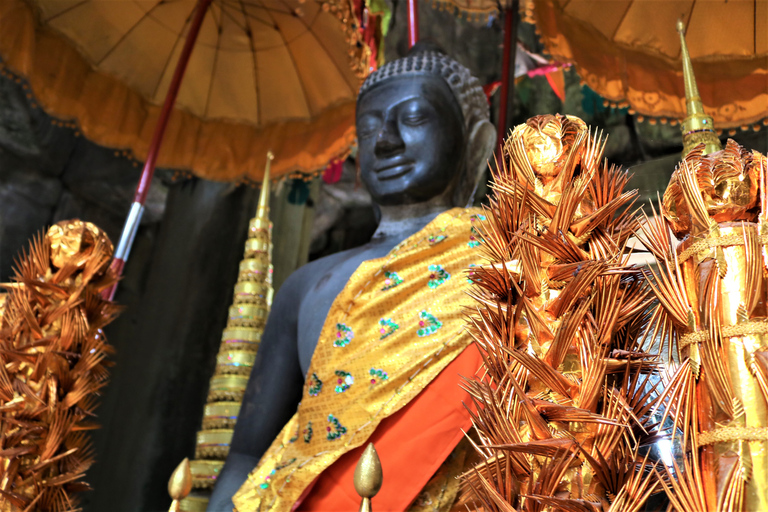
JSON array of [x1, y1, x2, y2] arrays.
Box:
[[105, 0, 213, 300], [497, 2, 518, 159], [407, 0, 419, 48]]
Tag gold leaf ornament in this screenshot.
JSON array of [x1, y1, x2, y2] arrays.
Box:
[[47, 220, 114, 273]]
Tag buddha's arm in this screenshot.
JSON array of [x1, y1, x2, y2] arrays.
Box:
[[207, 272, 306, 511]]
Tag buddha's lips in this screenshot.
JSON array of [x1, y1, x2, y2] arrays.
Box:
[[374, 161, 414, 180]]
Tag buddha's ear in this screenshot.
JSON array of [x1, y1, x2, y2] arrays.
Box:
[[460, 120, 496, 206]]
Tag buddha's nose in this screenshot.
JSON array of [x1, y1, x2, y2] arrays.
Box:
[[374, 118, 405, 158]]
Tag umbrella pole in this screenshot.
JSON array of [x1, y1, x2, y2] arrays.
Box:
[[496, 1, 518, 159], [106, 0, 213, 300], [407, 0, 419, 48]]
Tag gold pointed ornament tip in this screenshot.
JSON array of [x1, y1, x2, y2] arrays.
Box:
[[168, 458, 192, 501], [354, 443, 383, 499]]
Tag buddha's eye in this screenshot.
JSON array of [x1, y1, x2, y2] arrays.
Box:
[[356, 114, 381, 138], [400, 100, 432, 127], [402, 113, 428, 126]]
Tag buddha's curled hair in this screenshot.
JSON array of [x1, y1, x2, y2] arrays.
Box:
[[358, 46, 489, 135]]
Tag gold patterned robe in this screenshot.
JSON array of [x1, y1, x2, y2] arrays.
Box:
[[234, 207, 486, 511]]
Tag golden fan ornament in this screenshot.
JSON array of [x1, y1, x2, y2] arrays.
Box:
[[0, 220, 121, 512], [460, 114, 665, 511], [629, 21, 768, 511], [644, 138, 768, 512]]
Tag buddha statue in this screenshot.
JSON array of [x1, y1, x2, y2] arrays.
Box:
[[207, 45, 495, 512]]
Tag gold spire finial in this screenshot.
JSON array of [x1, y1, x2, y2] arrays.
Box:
[[677, 19, 721, 156], [254, 151, 274, 230], [354, 443, 383, 512], [257, 151, 274, 218]]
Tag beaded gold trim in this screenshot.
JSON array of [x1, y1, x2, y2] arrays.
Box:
[[697, 426, 768, 447], [679, 233, 768, 264], [679, 321, 768, 349], [195, 429, 234, 459]]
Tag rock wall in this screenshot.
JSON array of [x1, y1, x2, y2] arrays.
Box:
[[0, 70, 168, 284]]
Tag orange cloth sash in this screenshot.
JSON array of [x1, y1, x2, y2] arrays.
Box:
[[296, 344, 481, 511]]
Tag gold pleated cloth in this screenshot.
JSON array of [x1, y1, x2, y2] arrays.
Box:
[[532, 0, 768, 130], [234, 208, 486, 512], [0, 0, 369, 181], [677, 223, 768, 511]]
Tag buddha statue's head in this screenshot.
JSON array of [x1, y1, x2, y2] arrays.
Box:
[[356, 45, 495, 207]]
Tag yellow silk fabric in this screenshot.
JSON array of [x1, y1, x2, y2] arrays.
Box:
[[233, 207, 486, 512]]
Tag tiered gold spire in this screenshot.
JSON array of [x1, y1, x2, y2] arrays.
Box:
[[677, 19, 722, 156], [179, 153, 275, 511]]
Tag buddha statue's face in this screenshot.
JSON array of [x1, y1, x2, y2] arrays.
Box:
[[356, 75, 466, 206]]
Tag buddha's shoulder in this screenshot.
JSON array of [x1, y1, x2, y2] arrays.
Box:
[[280, 245, 374, 295]]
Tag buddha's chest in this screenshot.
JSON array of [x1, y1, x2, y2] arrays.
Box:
[[296, 244, 395, 376]]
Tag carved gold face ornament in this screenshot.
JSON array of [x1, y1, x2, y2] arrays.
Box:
[[47, 220, 113, 274]]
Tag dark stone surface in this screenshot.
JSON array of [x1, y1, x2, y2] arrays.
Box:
[[61, 139, 168, 223], [384, 0, 502, 85], [0, 72, 169, 282], [83, 179, 260, 512], [52, 189, 125, 241], [0, 78, 44, 161], [0, 152, 62, 276], [310, 160, 377, 259]]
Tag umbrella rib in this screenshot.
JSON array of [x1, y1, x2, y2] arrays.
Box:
[[204, 4, 225, 118], [273, 0, 356, 94], [252, 3, 313, 117], [224, 0, 283, 30], [238, 0, 262, 125], [151, 7, 197, 100], [226, 0, 293, 15], [609, 4, 632, 44], [680, 0, 697, 59], [96, 0, 173, 67], [217, 0, 250, 31], [41, 0, 89, 23]]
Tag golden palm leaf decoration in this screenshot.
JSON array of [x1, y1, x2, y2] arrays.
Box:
[[0, 220, 120, 512], [643, 138, 768, 512], [460, 114, 664, 512]]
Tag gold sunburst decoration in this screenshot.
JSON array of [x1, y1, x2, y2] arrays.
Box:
[[460, 114, 665, 511], [0, 220, 121, 512]]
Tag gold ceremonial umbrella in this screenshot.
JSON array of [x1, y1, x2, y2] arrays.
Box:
[[0, 0, 368, 182], [531, 0, 768, 130]]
